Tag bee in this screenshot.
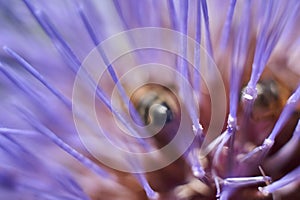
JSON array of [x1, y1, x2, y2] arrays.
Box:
[[129, 84, 188, 192], [129, 83, 182, 150], [239, 66, 300, 169], [130, 84, 180, 128], [241, 79, 290, 121]]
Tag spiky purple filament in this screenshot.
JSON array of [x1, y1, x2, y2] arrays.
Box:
[[18, 108, 112, 179], [219, 0, 237, 50], [243, 1, 300, 106], [22, 0, 154, 153], [193, 0, 201, 99], [5, 1, 157, 197], [175, 0, 206, 178], [0, 129, 90, 200], [259, 165, 300, 195], [200, 0, 214, 59], [77, 5, 144, 128]]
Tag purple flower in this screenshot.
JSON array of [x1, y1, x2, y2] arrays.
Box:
[[0, 0, 300, 199]]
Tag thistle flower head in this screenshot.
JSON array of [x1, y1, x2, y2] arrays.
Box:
[[1, 0, 300, 199]]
